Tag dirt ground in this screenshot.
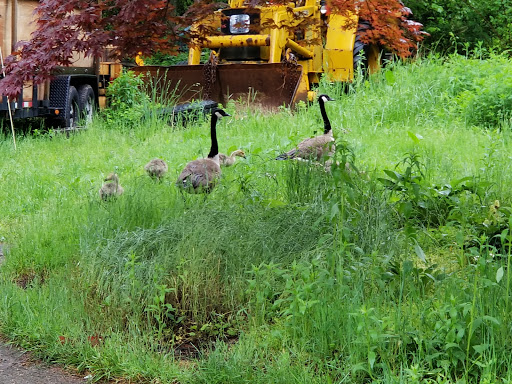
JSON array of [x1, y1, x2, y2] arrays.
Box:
[[0, 244, 88, 384], [0, 342, 87, 384]]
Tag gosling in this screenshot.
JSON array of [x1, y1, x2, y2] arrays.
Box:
[[219, 149, 246, 167], [99, 173, 124, 200], [144, 158, 168, 179]]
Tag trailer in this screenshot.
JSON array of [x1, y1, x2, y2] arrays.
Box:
[[0, 0, 122, 128]]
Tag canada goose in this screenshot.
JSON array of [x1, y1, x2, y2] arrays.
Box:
[[276, 94, 336, 161], [176, 108, 230, 193], [99, 173, 124, 200], [219, 149, 246, 167], [144, 158, 168, 179]]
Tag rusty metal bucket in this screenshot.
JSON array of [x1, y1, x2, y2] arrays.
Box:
[[131, 62, 304, 109]]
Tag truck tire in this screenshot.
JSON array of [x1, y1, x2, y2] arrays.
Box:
[[78, 84, 95, 124], [58, 85, 79, 128], [353, 34, 367, 73], [353, 22, 380, 77]]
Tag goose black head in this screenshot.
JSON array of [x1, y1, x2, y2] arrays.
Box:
[[213, 108, 231, 119], [318, 94, 334, 103]]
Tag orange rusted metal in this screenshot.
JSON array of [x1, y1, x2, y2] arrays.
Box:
[[131, 63, 304, 109]]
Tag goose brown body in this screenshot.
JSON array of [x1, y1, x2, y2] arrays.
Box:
[[176, 157, 222, 193], [219, 149, 246, 167], [99, 173, 124, 200], [144, 158, 168, 179], [176, 108, 230, 193], [276, 94, 335, 161]]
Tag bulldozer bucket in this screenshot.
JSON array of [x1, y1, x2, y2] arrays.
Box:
[[131, 63, 304, 109]]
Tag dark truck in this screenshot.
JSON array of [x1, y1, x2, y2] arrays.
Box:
[[1, 0, 216, 130]]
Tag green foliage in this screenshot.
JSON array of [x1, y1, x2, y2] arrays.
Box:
[[378, 152, 478, 228], [448, 56, 512, 127], [248, 258, 335, 335], [103, 70, 151, 128], [406, 0, 512, 53], [142, 51, 189, 66]]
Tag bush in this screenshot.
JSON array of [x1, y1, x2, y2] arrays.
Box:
[[446, 55, 512, 127], [406, 0, 512, 54], [103, 70, 151, 128]]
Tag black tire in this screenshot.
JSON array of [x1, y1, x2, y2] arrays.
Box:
[[353, 21, 381, 77], [58, 85, 80, 128], [78, 84, 95, 124], [353, 25, 370, 76]]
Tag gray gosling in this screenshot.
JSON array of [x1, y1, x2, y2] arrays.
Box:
[[99, 173, 124, 200], [176, 108, 230, 193], [144, 158, 168, 179], [219, 149, 246, 167], [276, 94, 336, 162]]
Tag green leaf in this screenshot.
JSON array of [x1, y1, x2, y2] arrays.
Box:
[[451, 176, 473, 187], [383, 169, 401, 180], [455, 231, 465, 247], [377, 177, 396, 188], [385, 70, 396, 85], [496, 267, 504, 283], [414, 241, 427, 263], [432, 4, 444, 13], [368, 350, 376, 369], [482, 315, 500, 325], [263, 199, 286, 208], [330, 202, 340, 221], [407, 131, 424, 144], [399, 201, 413, 218], [472, 344, 490, 354]]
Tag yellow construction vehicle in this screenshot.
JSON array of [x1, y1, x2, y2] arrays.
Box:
[[132, 0, 383, 109]]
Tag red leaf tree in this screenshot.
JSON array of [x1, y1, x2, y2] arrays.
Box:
[[330, 0, 427, 57], [1, 0, 181, 99], [0, 0, 425, 99]]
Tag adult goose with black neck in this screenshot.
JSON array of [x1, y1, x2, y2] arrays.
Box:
[[176, 108, 230, 193], [276, 94, 336, 162]]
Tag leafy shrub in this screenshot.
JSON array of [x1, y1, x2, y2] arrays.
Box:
[[406, 0, 512, 54], [378, 152, 474, 228], [461, 83, 512, 128], [103, 70, 151, 127], [447, 55, 512, 127], [142, 51, 189, 66]]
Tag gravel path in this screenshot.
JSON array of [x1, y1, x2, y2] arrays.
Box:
[[0, 342, 86, 384]]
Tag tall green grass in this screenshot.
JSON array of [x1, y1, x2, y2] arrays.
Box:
[[1, 54, 512, 383]]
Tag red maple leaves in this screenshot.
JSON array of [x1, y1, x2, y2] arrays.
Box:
[[0, 0, 425, 99], [1, 0, 181, 99]]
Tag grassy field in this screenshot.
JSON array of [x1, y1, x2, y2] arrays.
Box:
[[1, 53, 512, 383]]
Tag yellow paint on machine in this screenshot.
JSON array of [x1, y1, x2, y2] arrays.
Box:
[[141, 0, 384, 108]]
